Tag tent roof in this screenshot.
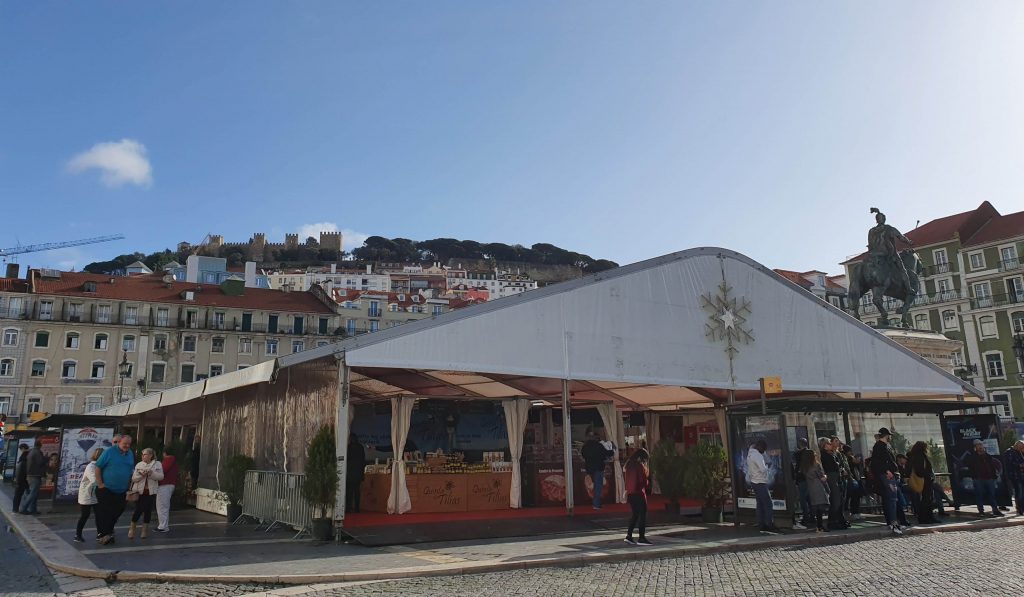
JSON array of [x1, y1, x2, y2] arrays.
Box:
[[97, 247, 983, 418]]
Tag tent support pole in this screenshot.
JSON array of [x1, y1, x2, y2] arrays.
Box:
[[137, 415, 144, 441], [842, 412, 852, 445], [562, 379, 574, 517], [163, 410, 173, 446], [335, 358, 351, 538]]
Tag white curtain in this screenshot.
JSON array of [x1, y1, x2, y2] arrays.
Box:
[[502, 398, 531, 508], [596, 402, 626, 504], [644, 411, 661, 495], [387, 396, 415, 514]]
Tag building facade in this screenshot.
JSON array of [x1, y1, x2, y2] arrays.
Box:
[[321, 287, 480, 336], [0, 269, 341, 419], [842, 202, 1024, 419]]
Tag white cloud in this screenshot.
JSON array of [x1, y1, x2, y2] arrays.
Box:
[[296, 222, 370, 253], [66, 139, 153, 188]]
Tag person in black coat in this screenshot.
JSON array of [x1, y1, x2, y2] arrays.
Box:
[[12, 444, 29, 512], [871, 428, 903, 534], [346, 433, 367, 513], [907, 441, 940, 524], [581, 430, 613, 510]]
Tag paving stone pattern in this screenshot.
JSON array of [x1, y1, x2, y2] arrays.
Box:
[[107, 583, 285, 597], [204, 526, 1019, 597], [2, 521, 62, 597]]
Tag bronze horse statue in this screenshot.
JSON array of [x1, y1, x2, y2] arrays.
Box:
[[848, 249, 923, 327]]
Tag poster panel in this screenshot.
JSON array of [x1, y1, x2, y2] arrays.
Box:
[[56, 427, 115, 502], [944, 414, 1008, 507], [733, 415, 787, 511], [39, 435, 60, 493]]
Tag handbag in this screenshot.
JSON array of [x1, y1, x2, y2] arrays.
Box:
[[126, 490, 140, 503], [908, 471, 925, 494]]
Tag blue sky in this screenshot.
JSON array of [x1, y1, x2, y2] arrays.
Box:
[[2, 2, 1023, 273]]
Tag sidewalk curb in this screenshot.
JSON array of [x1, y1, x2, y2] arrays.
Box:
[[0, 498, 113, 582], [72, 516, 1024, 585]]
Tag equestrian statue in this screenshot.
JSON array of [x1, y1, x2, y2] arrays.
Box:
[[848, 208, 923, 327]]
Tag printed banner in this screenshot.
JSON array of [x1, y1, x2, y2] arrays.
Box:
[[56, 427, 115, 502], [944, 414, 1009, 507], [732, 415, 787, 511]]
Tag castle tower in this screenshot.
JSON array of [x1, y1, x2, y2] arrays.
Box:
[[250, 233, 267, 261], [320, 231, 343, 252], [285, 233, 299, 250]]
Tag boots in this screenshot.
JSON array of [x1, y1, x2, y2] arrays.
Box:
[[127, 522, 137, 539], [141, 524, 149, 539]]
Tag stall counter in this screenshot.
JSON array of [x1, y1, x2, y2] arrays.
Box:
[[359, 472, 513, 513]]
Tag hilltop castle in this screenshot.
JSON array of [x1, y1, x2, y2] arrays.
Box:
[[177, 231, 343, 262]]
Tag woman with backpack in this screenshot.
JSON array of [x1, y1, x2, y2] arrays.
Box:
[[907, 441, 940, 524]]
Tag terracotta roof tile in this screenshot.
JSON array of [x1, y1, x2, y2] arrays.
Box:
[[772, 269, 813, 289], [964, 210, 1024, 247], [28, 271, 333, 314], [0, 278, 29, 292]]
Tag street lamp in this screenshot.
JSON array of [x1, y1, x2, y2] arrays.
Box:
[[117, 351, 131, 402], [1013, 332, 1024, 380]]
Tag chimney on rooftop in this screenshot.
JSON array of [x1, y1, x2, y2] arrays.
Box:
[[5, 263, 18, 279]]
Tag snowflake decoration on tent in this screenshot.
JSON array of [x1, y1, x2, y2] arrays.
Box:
[[701, 282, 754, 356]]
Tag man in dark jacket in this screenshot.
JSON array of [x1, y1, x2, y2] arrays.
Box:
[[581, 430, 612, 510], [346, 433, 367, 514], [20, 439, 47, 515], [792, 438, 814, 529], [1003, 440, 1024, 516], [870, 427, 902, 534], [12, 444, 29, 512], [820, 439, 848, 529], [966, 440, 1002, 516]]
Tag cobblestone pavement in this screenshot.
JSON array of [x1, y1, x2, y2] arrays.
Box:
[[107, 526, 1024, 597], [2, 519, 62, 597]]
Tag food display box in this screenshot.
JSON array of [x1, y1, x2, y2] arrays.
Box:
[[529, 460, 616, 507], [359, 472, 513, 513]]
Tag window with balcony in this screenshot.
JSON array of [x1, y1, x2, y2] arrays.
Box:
[[1007, 277, 1024, 303], [241, 312, 252, 332], [150, 362, 166, 383], [181, 364, 195, 383], [293, 316, 304, 335], [156, 307, 169, 327], [183, 335, 196, 352], [974, 282, 992, 308], [1013, 312, 1024, 335], [68, 303, 82, 322], [7, 297, 22, 318], [268, 314, 279, 334], [346, 319, 356, 334], [34, 330, 48, 347], [122, 334, 136, 352], [368, 301, 381, 318], [39, 300, 53, 320], [985, 352, 1005, 379], [209, 364, 223, 377], [61, 360, 77, 379], [1001, 246, 1020, 271], [186, 310, 199, 329], [0, 358, 13, 377], [969, 252, 986, 271], [370, 320, 379, 333], [124, 306, 138, 325], [66, 332, 80, 349], [2, 328, 17, 347], [266, 338, 279, 355], [94, 333, 108, 350], [319, 317, 329, 335], [979, 316, 997, 338], [292, 340, 304, 353], [213, 312, 226, 330], [96, 304, 112, 323], [239, 337, 252, 354], [31, 360, 45, 377], [937, 278, 953, 297], [91, 361, 105, 379], [211, 337, 225, 353]]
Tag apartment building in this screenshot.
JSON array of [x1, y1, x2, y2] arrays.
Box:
[[445, 267, 539, 300], [0, 268, 341, 419], [321, 287, 480, 336], [773, 269, 849, 309], [842, 201, 1024, 419]]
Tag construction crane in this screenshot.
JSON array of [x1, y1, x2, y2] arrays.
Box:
[[0, 234, 126, 263]]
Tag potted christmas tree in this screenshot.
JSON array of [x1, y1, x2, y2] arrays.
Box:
[[302, 425, 338, 541], [221, 454, 254, 523], [650, 439, 686, 515], [682, 440, 730, 523]]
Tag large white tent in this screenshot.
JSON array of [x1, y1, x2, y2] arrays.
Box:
[[95, 248, 983, 519]]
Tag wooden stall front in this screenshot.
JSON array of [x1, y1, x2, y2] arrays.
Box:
[[359, 472, 513, 513]]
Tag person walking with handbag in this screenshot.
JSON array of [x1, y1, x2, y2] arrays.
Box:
[[907, 441, 940, 524], [74, 448, 106, 542], [623, 448, 652, 546], [94, 435, 135, 545], [128, 448, 164, 539], [155, 449, 178, 533]]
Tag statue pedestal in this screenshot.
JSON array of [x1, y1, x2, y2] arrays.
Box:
[[878, 329, 962, 374]]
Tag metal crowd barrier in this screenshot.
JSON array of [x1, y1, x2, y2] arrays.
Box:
[[240, 470, 316, 539]]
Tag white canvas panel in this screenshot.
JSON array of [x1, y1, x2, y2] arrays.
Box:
[[126, 393, 161, 415], [159, 380, 207, 408]]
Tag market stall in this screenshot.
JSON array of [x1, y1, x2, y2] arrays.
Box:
[[361, 452, 513, 513]]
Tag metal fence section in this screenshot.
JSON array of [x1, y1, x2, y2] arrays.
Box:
[[241, 470, 316, 539]]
